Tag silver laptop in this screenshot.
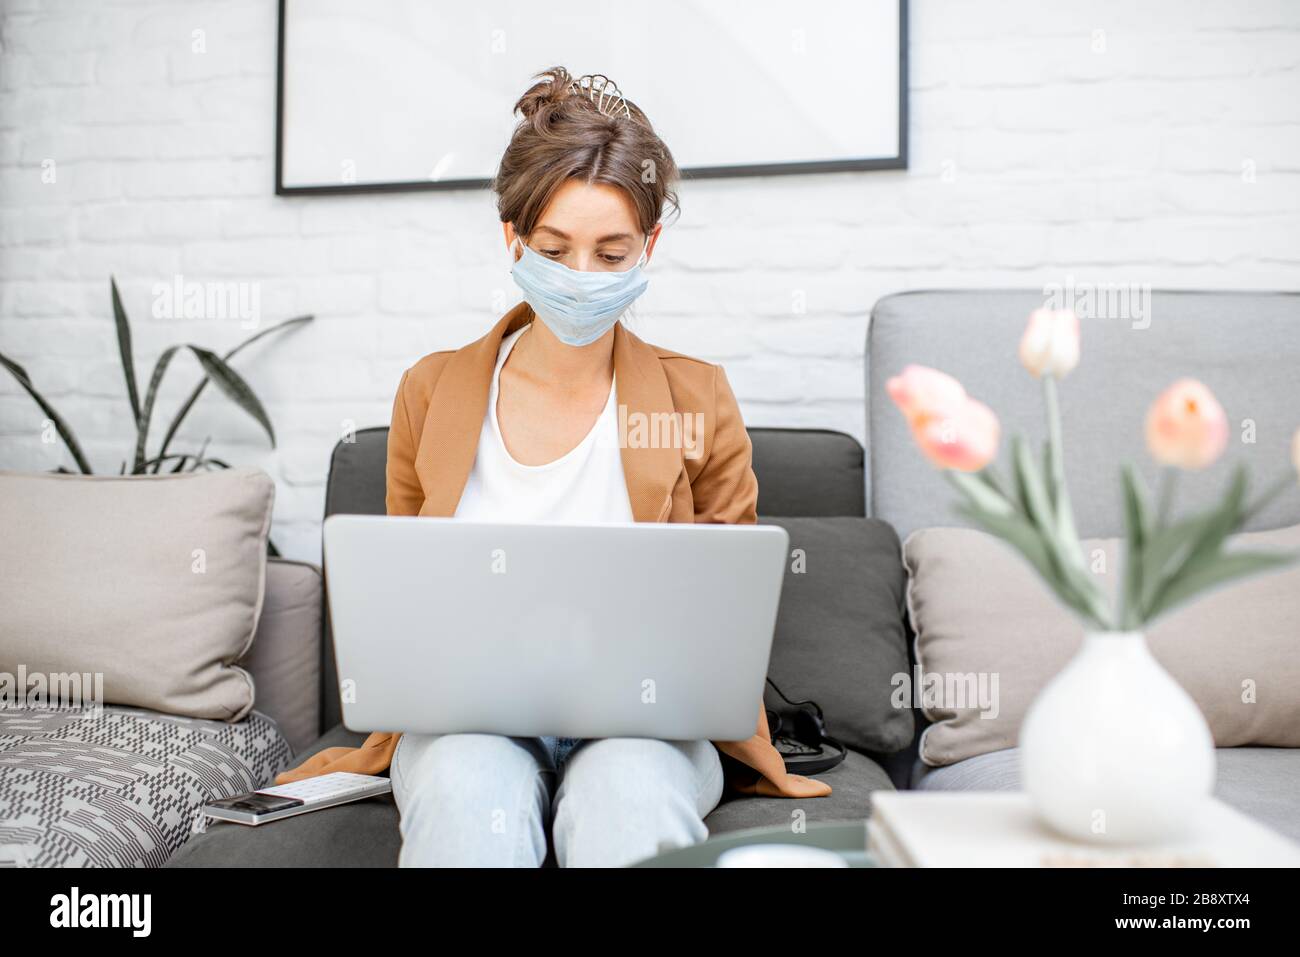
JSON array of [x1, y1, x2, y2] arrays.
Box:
[[322, 515, 790, 742]]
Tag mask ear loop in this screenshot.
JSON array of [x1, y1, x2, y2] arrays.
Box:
[[620, 236, 652, 333]]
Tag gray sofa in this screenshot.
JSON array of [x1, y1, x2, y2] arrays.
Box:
[[162, 287, 1298, 866], [166, 425, 905, 866]]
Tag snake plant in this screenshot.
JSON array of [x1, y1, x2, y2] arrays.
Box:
[[1, 277, 313, 551]]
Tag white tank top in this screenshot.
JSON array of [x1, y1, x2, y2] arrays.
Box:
[[455, 323, 635, 523]]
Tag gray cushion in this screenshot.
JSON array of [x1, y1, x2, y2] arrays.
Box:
[[165, 723, 400, 868], [324, 428, 388, 520], [321, 431, 388, 731], [238, 559, 322, 755], [749, 428, 865, 516], [913, 746, 1300, 843], [867, 290, 1300, 540], [706, 748, 893, 834], [761, 516, 912, 755]]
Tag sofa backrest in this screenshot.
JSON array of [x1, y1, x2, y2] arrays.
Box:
[[867, 290, 1300, 541], [319, 425, 866, 732], [324, 428, 388, 518], [324, 426, 866, 519]]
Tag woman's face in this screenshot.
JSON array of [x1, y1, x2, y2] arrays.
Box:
[[505, 179, 661, 273]]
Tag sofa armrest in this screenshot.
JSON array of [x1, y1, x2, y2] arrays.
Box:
[[239, 558, 322, 754]]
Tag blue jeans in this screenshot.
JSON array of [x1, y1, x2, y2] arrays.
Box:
[[391, 731, 725, 867]]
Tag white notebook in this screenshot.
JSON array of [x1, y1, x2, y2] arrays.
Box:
[[202, 772, 392, 826], [868, 792, 1300, 868]]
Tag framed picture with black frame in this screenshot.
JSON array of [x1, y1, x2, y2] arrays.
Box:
[[275, 0, 908, 195]]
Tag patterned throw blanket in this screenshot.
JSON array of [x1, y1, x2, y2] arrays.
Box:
[[0, 705, 291, 867]]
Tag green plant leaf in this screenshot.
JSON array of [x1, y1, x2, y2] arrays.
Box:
[[1119, 466, 1151, 629], [1146, 550, 1298, 624], [1048, 477, 1085, 575], [953, 502, 1107, 629], [189, 347, 275, 447], [0, 350, 93, 474], [946, 469, 1014, 516], [134, 345, 275, 471], [1139, 466, 1248, 619], [152, 314, 311, 473], [1136, 514, 1204, 609], [1041, 440, 1054, 511], [136, 438, 217, 474], [1040, 373, 1084, 562], [135, 345, 181, 470], [1121, 466, 1153, 545], [1011, 437, 1112, 626], [136, 453, 225, 473], [1013, 438, 1081, 565], [111, 277, 142, 423], [1041, 478, 1085, 564], [1010, 436, 1052, 528], [169, 436, 214, 472], [974, 464, 1010, 501], [954, 503, 1058, 587]]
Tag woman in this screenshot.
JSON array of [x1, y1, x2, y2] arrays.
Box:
[[275, 67, 832, 867]]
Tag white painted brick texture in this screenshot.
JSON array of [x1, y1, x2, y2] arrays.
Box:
[[2, 0, 1298, 560]]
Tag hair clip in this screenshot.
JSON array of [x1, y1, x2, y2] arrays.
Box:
[[568, 73, 632, 120]]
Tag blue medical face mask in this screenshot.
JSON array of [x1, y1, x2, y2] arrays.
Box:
[[510, 235, 650, 347]]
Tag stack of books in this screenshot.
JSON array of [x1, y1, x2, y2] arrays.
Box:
[[868, 793, 1300, 867]]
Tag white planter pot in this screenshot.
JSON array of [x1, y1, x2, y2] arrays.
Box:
[[1019, 630, 1215, 844]]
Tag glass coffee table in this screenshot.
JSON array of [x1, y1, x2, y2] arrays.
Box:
[[631, 820, 879, 867]]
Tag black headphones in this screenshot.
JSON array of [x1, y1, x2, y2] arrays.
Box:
[[764, 678, 846, 777]]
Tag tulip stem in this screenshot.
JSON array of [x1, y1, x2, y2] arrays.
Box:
[[1041, 373, 1084, 557], [1155, 467, 1177, 531], [1041, 373, 1110, 629], [1042, 374, 1065, 493]]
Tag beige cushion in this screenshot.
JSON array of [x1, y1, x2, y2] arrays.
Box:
[[904, 524, 1300, 767], [0, 467, 275, 720], [238, 558, 322, 753]]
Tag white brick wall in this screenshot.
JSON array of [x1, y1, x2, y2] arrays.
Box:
[[2, 0, 1298, 561]]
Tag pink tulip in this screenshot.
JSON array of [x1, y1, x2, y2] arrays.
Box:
[[886, 365, 968, 427], [887, 365, 1001, 472], [912, 397, 1001, 472], [1144, 379, 1229, 470], [1019, 308, 1080, 379]]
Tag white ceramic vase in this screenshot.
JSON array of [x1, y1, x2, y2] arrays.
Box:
[[1019, 630, 1216, 844]]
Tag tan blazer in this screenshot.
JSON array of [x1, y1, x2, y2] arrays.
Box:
[[275, 303, 832, 800]]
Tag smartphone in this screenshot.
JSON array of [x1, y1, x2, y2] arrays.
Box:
[[203, 792, 305, 825]]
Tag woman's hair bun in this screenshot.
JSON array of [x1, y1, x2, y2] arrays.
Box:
[[514, 65, 573, 123], [514, 65, 639, 127], [514, 65, 582, 127], [496, 65, 680, 237]]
